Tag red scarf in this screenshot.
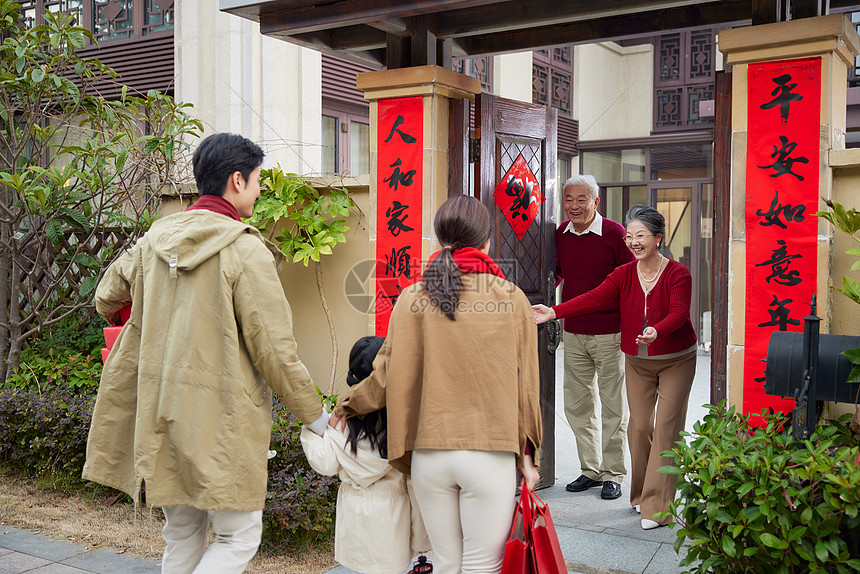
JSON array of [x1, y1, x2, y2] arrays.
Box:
[[186, 194, 242, 222], [426, 246, 506, 279]]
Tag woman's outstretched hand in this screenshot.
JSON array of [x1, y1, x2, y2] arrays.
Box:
[[532, 304, 557, 325]]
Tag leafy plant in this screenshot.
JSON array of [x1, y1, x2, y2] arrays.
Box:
[[263, 398, 339, 549], [661, 402, 860, 573], [0, 388, 96, 482], [815, 199, 860, 384], [0, 1, 202, 379], [246, 167, 355, 394]]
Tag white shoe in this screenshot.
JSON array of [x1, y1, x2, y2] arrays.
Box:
[[633, 505, 640, 514], [641, 518, 660, 530]]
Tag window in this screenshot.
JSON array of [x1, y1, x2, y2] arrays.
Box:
[[653, 30, 715, 132], [320, 111, 369, 175]]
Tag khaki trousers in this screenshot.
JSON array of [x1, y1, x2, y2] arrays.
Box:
[[624, 351, 697, 524], [161, 506, 263, 574], [562, 331, 628, 482]]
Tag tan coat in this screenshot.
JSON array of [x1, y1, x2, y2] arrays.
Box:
[[336, 273, 542, 474], [83, 210, 323, 511]]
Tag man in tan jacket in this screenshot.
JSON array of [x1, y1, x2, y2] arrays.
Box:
[[83, 133, 327, 574]]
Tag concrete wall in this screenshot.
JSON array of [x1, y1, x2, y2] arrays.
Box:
[[494, 52, 533, 103], [573, 42, 653, 142], [160, 179, 372, 397], [176, 0, 323, 174]]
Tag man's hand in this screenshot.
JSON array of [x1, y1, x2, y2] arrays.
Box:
[[532, 304, 557, 325]]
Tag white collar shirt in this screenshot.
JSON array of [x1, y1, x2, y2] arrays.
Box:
[[564, 211, 604, 236]]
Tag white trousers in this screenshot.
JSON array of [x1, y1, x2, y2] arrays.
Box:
[[410, 450, 516, 574], [161, 505, 263, 574]]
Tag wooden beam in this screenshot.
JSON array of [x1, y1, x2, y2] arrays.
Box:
[[411, 15, 437, 66], [751, 0, 784, 24], [288, 25, 388, 52], [458, 0, 751, 56], [366, 18, 409, 36], [435, 0, 728, 38], [266, 29, 386, 67], [386, 33, 411, 69], [250, 0, 503, 36], [790, 0, 826, 19], [711, 70, 731, 405]]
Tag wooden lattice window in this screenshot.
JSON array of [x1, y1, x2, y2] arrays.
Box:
[[533, 46, 573, 119], [18, 0, 174, 43], [653, 29, 715, 132], [452, 56, 492, 92]]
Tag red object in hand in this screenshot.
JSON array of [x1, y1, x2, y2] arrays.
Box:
[[101, 305, 133, 364]]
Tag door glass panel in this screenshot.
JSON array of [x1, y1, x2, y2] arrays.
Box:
[[629, 186, 649, 215], [321, 115, 337, 173], [650, 144, 713, 180], [700, 183, 713, 347], [655, 187, 693, 271], [581, 149, 645, 182], [605, 186, 624, 223]]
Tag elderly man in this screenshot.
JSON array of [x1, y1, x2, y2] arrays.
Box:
[[555, 174, 634, 500]]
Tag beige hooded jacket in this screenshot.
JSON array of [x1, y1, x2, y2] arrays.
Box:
[[83, 210, 323, 511]]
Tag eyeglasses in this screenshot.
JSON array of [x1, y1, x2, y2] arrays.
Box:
[[624, 233, 654, 242]]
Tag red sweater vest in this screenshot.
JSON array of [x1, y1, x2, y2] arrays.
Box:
[[555, 218, 634, 335]]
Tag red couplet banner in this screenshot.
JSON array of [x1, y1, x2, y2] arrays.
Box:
[[375, 97, 423, 336], [743, 57, 821, 421]]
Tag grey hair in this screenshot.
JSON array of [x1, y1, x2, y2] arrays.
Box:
[[561, 174, 599, 199], [625, 204, 665, 240]]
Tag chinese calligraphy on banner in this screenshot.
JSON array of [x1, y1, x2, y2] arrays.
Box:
[[375, 97, 423, 336], [744, 57, 821, 420], [493, 153, 546, 240]]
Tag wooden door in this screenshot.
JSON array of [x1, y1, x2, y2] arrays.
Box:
[[475, 93, 558, 489]]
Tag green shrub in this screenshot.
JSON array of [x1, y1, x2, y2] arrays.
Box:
[[262, 397, 339, 551], [661, 402, 860, 573], [5, 312, 105, 392], [0, 388, 95, 482]]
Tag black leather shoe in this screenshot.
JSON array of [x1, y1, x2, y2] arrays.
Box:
[[601, 481, 622, 500], [565, 475, 602, 492]]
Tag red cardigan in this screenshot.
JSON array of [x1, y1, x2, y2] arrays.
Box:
[[552, 258, 697, 356]]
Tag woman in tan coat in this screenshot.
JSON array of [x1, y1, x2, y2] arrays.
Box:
[[335, 195, 542, 574]]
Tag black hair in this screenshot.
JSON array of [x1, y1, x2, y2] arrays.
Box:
[[345, 336, 387, 458], [421, 195, 491, 320], [625, 204, 666, 246], [192, 133, 265, 197]]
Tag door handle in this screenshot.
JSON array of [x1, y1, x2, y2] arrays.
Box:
[[546, 272, 561, 353]]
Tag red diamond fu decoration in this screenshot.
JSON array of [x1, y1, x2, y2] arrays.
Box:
[[494, 153, 545, 240]]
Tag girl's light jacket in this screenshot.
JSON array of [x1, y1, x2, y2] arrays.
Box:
[[301, 426, 430, 574]]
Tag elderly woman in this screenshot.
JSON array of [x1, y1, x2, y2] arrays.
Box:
[[533, 204, 697, 530]]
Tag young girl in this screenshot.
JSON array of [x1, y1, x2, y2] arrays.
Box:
[[301, 336, 430, 574]]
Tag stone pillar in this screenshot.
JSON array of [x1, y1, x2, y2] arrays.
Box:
[[719, 14, 860, 411], [357, 66, 481, 334]]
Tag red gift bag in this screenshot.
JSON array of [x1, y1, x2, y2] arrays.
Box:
[[501, 484, 534, 574], [502, 484, 566, 574]]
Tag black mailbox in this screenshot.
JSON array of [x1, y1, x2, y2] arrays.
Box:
[[765, 332, 860, 403], [763, 297, 860, 440]]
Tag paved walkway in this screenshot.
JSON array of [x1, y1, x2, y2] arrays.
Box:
[[0, 350, 711, 574]]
